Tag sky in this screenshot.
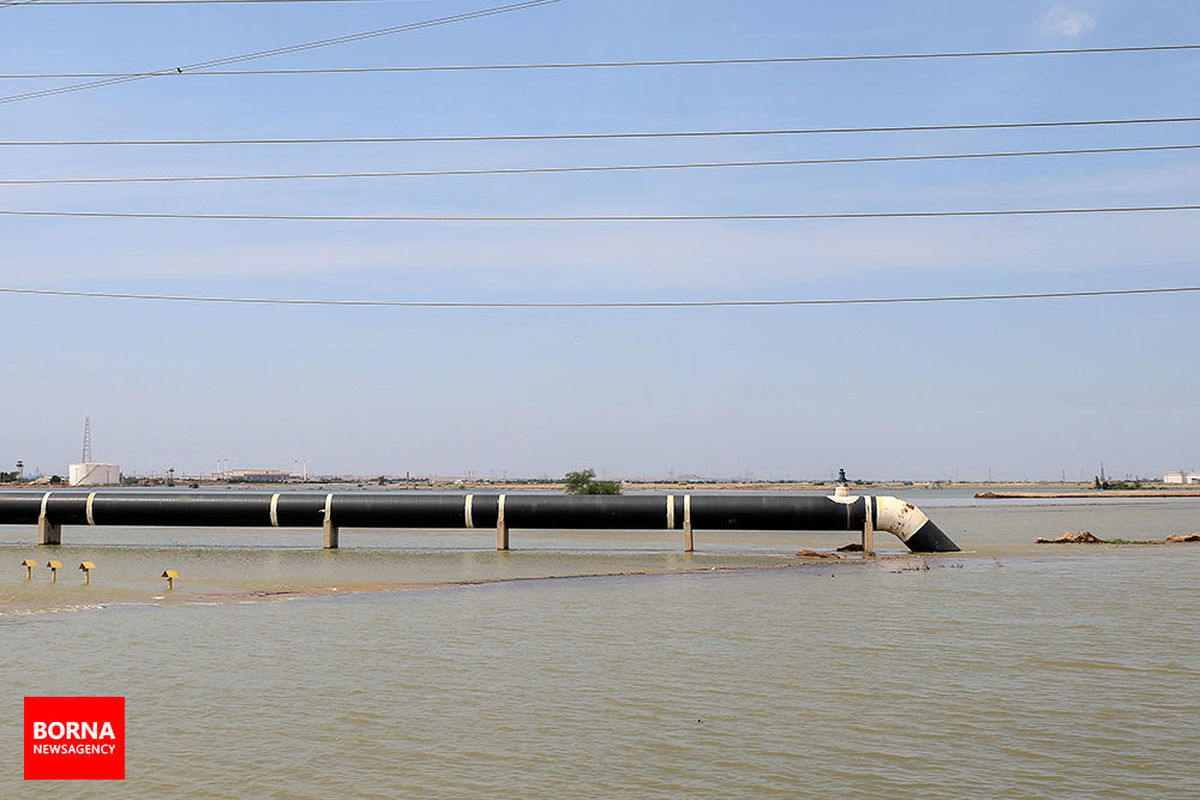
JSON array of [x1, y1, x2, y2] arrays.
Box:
[[0, 0, 1197, 481]]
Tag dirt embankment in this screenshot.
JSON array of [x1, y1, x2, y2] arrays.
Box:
[[1036, 531, 1200, 545]]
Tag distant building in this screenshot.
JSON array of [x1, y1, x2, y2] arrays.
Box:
[[225, 469, 291, 483], [1163, 471, 1200, 485], [69, 463, 121, 486]]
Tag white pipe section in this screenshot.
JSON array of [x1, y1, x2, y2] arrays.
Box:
[[873, 496, 932, 544]]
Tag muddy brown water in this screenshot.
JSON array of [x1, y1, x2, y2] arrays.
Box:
[[2, 490, 1197, 798]]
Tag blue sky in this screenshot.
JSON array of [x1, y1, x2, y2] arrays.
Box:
[[1, 0, 1197, 480]]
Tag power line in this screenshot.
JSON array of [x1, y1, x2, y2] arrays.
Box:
[[3, 44, 1198, 77], [0, 0, 562, 104], [4, 144, 1197, 186], [2, 115, 1198, 147], [0, 285, 1196, 308], [0, 204, 1195, 222], [7, 0, 420, 4]]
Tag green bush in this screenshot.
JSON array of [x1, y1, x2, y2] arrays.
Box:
[[564, 468, 622, 495]]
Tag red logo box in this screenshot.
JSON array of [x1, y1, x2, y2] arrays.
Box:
[[24, 696, 125, 780]]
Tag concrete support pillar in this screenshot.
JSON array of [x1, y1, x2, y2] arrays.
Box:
[[322, 493, 339, 549], [38, 513, 61, 546], [496, 494, 509, 551], [862, 496, 875, 557], [323, 518, 339, 549], [683, 494, 693, 553], [38, 492, 60, 546]]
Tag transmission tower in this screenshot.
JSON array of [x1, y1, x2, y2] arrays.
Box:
[[81, 417, 93, 463]]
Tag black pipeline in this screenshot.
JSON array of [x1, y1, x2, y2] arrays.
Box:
[[0, 491, 960, 553]]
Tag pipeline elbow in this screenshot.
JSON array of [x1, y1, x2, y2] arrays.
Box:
[[874, 496, 960, 552]]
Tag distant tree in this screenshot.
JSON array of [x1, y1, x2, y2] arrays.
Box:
[[564, 468, 622, 495], [564, 468, 596, 494]]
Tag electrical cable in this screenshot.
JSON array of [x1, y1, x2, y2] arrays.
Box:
[[6, 0, 437, 4], [2, 44, 1197, 76], [0, 285, 1196, 308], [0, 0, 562, 104], [2, 144, 1195, 185], [1, 115, 1197, 147], [0, 204, 1196, 222]]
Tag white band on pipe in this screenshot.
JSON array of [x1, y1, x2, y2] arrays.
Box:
[[666, 495, 675, 529], [323, 493, 334, 523], [465, 495, 474, 528], [497, 494, 506, 525], [683, 495, 691, 527], [270, 493, 280, 527], [86, 492, 97, 525], [40, 491, 52, 517]]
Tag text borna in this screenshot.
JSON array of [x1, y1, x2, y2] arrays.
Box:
[[32, 721, 117, 740]]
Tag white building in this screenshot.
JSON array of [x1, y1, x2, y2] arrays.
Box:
[[69, 463, 121, 486], [1163, 471, 1200, 485]]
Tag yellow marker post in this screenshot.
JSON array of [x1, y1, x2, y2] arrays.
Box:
[[46, 560, 62, 582], [162, 570, 178, 590], [22, 559, 37, 579], [79, 562, 95, 585]]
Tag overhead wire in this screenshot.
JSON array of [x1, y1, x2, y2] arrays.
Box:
[[2, 115, 1198, 147], [7, 0, 430, 4], [0, 16, 1188, 317], [3, 144, 1197, 185], [0, 286, 1196, 308], [2, 44, 1198, 77], [0, 0, 562, 104], [0, 20, 1189, 309], [0, 204, 1196, 222]]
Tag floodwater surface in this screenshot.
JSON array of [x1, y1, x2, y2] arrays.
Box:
[[1, 491, 1197, 798]]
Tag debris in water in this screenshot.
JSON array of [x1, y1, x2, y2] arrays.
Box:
[[1036, 530, 1106, 544], [794, 549, 839, 560], [1036, 530, 1200, 545]]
